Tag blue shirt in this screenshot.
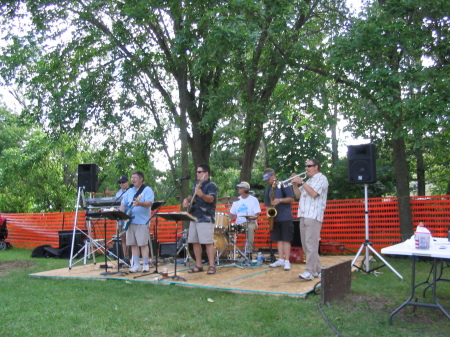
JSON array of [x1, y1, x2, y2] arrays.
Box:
[[264, 183, 294, 222], [121, 185, 154, 225]]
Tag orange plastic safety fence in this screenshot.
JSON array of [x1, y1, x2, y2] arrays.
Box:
[[2, 195, 450, 252]]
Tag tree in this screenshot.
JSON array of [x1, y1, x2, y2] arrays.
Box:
[[329, 0, 450, 239], [0, 0, 350, 196]]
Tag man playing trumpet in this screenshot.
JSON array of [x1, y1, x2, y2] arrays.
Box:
[[291, 159, 329, 281]]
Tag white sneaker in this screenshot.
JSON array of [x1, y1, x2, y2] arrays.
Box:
[[269, 259, 285, 268], [313, 272, 321, 278], [284, 260, 291, 271], [129, 264, 142, 273], [299, 271, 314, 281], [142, 264, 150, 272]]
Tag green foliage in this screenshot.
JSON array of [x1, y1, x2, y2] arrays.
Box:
[[0, 0, 449, 215]]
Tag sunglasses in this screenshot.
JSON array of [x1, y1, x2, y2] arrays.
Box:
[[196, 171, 206, 173], [118, 181, 127, 184], [305, 165, 316, 168]]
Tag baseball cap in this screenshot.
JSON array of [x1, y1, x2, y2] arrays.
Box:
[[262, 171, 275, 181], [117, 175, 128, 183], [236, 181, 250, 189]]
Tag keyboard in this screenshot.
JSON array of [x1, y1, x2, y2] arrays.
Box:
[[85, 197, 122, 207]]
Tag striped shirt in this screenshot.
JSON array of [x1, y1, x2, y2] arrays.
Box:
[[297, 172, 328, 222]]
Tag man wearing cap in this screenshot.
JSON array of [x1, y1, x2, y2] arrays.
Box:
[[229, 182, 261, 254], [263, 168, 295, 270], [116, 175, 131, 265]]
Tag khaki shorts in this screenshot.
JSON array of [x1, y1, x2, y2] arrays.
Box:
[[188, 221, 214, 244], [126, 223, 150, 246]]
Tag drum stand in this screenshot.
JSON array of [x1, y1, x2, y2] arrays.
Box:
[[216, 229, 249, 265], [177, 229, 190, 265], [242, 222, 252, 260]]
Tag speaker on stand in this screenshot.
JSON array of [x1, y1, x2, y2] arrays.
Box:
[[78, 163, 99, 193], [347, 144, 403, 279], [347, 143, 377, 184]]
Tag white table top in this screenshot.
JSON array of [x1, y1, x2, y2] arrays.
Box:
[[381, 237, 450, 259]]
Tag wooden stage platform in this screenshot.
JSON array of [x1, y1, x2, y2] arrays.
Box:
[[30, 255, 363, 298]]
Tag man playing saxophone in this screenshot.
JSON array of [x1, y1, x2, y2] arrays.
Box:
[[262, 168, 295, 270]]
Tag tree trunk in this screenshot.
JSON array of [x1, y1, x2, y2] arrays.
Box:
[[391, 136, 414, 240], [331, 102, 339, 165], [414, 132, 426, 196], [240, 125, 264, 182]]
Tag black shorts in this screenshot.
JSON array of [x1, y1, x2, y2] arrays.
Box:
[[270, 220, 294, 242]]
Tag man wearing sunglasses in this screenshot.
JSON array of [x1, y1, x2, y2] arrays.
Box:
[[182, 164, 218, 275], [291, 159, 329, 281]]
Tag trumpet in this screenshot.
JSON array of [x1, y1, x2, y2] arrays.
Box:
[[277, 171, 308, 188]]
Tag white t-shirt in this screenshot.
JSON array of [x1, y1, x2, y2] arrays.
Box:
[[230, 195, 262, 227]]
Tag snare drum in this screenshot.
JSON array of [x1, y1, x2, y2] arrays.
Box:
[[214, 213, 229, 234]]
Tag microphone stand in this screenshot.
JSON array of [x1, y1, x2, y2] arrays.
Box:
[[133, 178, 184, 279]]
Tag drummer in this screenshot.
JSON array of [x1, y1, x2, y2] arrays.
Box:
[[229, 182, 261, 253]]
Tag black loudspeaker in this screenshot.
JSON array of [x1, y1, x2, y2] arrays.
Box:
[[159, 243, 177, 257], [77, 163, 99, 192], [58, 230, 85, 248], [347, 144, 377, 184]]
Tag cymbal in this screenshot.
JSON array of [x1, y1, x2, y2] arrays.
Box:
[[242, 215, 256, 219], [218, 196, 239, 202]]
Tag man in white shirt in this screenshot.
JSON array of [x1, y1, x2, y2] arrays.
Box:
[[229, 182, 261, 254], [291, 159, 329, 281]]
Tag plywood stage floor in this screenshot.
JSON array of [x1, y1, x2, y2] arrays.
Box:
[[30, 255, 363, 298]]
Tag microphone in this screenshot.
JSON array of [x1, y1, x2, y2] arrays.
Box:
[[176, 175, 191, 181]]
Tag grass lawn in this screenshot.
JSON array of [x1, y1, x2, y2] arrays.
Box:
[[1, 248, 449, 336]]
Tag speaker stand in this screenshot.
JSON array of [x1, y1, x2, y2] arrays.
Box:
[[351, 184, 403, 280]]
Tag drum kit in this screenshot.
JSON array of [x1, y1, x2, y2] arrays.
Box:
[[177, 210, 254, 265]]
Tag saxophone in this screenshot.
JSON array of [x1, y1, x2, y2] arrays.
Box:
[[267, 181, 278, 230]]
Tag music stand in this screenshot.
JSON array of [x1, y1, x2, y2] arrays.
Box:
[[133, 201, 165, 280], [150, 201, 165, 273], [86, 210, 132, 276], [156, 212, 197, 281]]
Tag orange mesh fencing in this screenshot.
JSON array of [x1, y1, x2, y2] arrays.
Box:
[[2, 195, 450, 251]]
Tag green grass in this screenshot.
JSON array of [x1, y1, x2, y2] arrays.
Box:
[[1, 249, 449, 336]]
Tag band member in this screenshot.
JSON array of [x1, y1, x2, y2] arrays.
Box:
[[120, 171, 154, 273], [116, 175, 130, 264], [229, 182, 261, 253], [263, 168, 295, 271], [291, 159, 328, 281], [182, 164, 218, 275]]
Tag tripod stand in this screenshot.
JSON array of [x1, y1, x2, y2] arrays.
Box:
[[69, 187, 105, 269], [156, 212, 197, 281], [351, 184, 403, 280]]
